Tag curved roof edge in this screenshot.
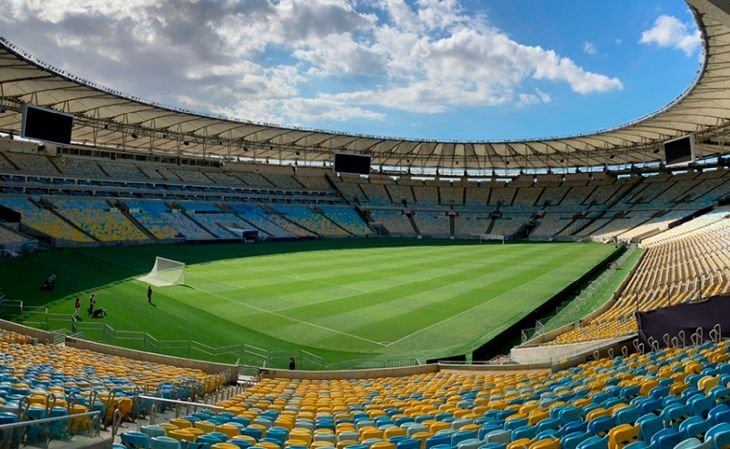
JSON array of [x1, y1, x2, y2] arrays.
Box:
[[0, 0, 729, 170]]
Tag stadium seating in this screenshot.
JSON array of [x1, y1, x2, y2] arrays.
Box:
[[103, 162, 149, 180], [125, 201, 184, 240], [230, 204, 298, 239], [0, 197, 93, 242], [51, 199, 147, 242], [319, 206, 371, 235], [178, 203, 253, 238], [413, 211, 451, 236], [272, 205, 349, 237], [267, 175, 304, 190], [148, 340, 730, 449], [455, 213, 490, 236], [4, 152, 59, 174], [0, 224, 31, 246], [550, 213, 730, 345], [54, 157, 106, 178], [237, 172, 275, 188], [370, 210, 416, 235]]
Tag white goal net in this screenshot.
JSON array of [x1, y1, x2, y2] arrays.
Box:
[[138, 257, 185, 287]]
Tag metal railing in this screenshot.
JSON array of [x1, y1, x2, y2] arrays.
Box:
[[0, 410, 102, 449], [520, 244, 639, 343]]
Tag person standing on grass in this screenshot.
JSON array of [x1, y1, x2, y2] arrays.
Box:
[[88, 293, 95, 316], [289, 357, 296, 370], [147, 285, 153, 304], [74, 297, 81, 319]]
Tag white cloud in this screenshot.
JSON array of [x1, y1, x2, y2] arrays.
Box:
[[517, 89, 552, 107], [0, 0, 624, 126], [583, 41, 598, 55], [640, 14, 702, 56]]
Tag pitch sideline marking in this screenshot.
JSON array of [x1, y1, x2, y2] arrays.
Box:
[[184, 271, 388, 347]]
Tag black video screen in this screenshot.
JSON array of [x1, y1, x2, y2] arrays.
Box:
[[22, 105, 73, 145]]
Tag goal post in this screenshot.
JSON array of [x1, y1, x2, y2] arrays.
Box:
[[476, 233, 505, 244], [138, 256, 185, 287]]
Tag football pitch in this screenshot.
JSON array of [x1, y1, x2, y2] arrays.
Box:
[[0, 239, 617, 367]]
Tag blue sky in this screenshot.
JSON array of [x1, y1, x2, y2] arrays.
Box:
[[0, 0, 702, 141]]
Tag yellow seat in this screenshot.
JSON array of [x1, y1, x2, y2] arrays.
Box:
[[508, 438, 534, 449], [170, 418, 192, 429], [169, 429, 196, 442], [608, 424, 639, 449], [160, 423, 179, 435], [384, 428, 407, 439], [370, 442, 395, 449], [260, 442, 282, 449], [233, 435, 259, 445], [311, 442, 334, 449], [217, 424, 240, 438], [529, 439, 560, 449], [360, 428, 383, 440], [698, 376, 720, 394], [212, 444, 242, 449], [195, 421, 216, 433]]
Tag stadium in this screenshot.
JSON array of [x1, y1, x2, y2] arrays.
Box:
[[0, 0, 729, 447]]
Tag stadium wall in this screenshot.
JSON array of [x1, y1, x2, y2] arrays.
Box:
[[66, 337, 238, 382], [0, 318, 238, 381]]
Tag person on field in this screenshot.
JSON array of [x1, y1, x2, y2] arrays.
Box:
[[74, 297, 81, 319], [147, 285, 153, 304], [88, 294, 95, 316], [289, 357, 296, 370]]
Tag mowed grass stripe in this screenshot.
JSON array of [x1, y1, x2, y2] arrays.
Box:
[[310, 244, 603, 347], [262, 245, 550, 317], [189, 244, 541, 312], [0, 240, 617, 364]]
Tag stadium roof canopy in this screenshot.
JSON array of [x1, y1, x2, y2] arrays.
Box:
[[1, 0, 730, 171]]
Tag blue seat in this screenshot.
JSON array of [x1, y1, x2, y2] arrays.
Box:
[[710, 406, 730, 425], [641, 399, 664, 416], [652, 429, 681, 449], [616, 407, 641, 426], [706, 423, 730, 443], [713, 430, 730, 449], [538, 418, 560, 433], [563, 422, 588, 437], [425, 434, 451, 449], [505, 419, 529, 432], [121, 431, 150, 449], [512, 426, 537, 441], [663, 405, 691, 429], [458, 439, 482, 449], [485, 430, 511, 445], [560, 407, 582, 425], [689, 396, 714, 419], [673, 438, 705, 449], [480, 425, 503, 440], [536, 430, 559, 441], [682, 417, 712, 440], [451, 430, 477, 446], [588, 416, 615, 437], [150, 437, 180, 449], [478, 444, 506, 449], [396, 438, 420, 449], [577, 436, 608, 449], [228, 438, 253, 449], [562, 432, 590, 449]]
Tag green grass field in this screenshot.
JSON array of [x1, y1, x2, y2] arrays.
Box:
[[0, 239, 616, 367]]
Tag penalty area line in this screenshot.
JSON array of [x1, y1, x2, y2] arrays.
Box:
[[184, 271, 388, 348]]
